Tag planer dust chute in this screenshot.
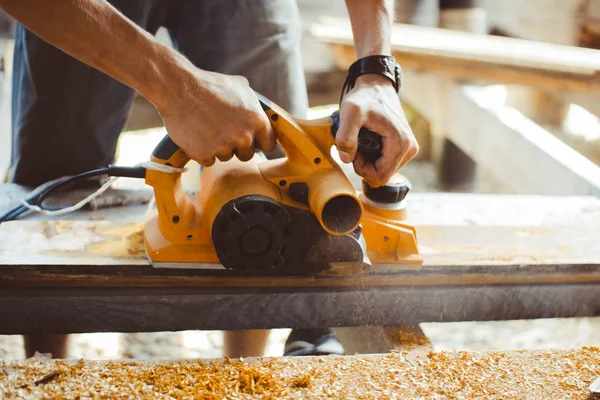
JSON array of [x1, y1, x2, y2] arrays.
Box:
[[143, 94, 422, 275]]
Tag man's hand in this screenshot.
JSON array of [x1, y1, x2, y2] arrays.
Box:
[[0, 0, 276, 168], [156, 70, 276, 166], [335, 74, 419, 187], [340, 0, 419, 187]]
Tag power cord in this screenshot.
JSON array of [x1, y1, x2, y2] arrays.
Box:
[[0, 162, 186, 224]]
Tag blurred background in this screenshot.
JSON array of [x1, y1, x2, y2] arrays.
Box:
[[0, 0, 599, 360]]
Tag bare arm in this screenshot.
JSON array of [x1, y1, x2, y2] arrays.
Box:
[[0, 0, 275, 165], [1, 0, 181, 109], [346, 0, 393, 57], [338, 0, 419, 187]]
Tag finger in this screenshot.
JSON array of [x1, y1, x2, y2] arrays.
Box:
[[234, 146, 255, 162], [353, 152, 393, 188], [356, 138, 405, 187], [198, 156, 216, 168], [254, 117, 277, 153], [375, 138, 408, 182], [376, 136, 406, 166], [352, 152, 373, 182], [216, 149, 234, 162], [233, 130, 254, 150], [357, 108, 402, 166], [400, 138, 420, 167], [354, 157, 386, 188], [336, 100, 363, 163]]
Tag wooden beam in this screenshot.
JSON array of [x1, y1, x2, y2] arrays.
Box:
[[3, 186, 600, 288], [1, 284, 599, 334], [478, 0, 586, 45], [2, 214, 600, 288], [567, 90, 600, 119], [311, 17, 600, 92], [3, 225, 600, 286], [436, 82, 600, 196]]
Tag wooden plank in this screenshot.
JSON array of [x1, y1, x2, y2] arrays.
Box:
[[1, 220, 600, 289], [1, 220, 600, 268], [567, 90, 600, 122], [407, 193, 600, 227], [1, 348, 599, 398], [438, 83, 600, 196], [2, 187, 600, 288], [478, 0, 585, 45], [312, 17, 600, 92]]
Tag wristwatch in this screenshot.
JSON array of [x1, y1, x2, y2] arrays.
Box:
[[340, 55, 403, 103]]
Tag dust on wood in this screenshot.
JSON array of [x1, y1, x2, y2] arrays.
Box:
[[0, 221, 147, 265], [2, 220, 600, 269]]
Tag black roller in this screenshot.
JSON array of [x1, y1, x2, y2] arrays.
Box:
[[211, 195, 290, 273], [211, 195, 369, 274]]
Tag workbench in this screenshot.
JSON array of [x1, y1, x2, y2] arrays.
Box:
[[1, 183, 600, 337]]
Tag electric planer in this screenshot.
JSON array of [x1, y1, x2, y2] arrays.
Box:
[[143, 94, 422, 275], [0, 94, 421, 275]]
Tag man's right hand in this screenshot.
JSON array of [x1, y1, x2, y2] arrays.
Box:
[[156, 69, 276, 167], [0, 0, 276, 168]]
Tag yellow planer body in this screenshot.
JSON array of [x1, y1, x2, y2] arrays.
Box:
[[143, 95, 422, 275]]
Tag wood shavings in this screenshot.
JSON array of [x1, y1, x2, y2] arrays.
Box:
[[290, 374, 313, 389], [0, 347, 599, 399], [384, 325, 432, 349], [34, 371, 60, 386]]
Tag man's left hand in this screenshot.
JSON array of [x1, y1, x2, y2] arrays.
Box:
[[335, 74, 419, 187]]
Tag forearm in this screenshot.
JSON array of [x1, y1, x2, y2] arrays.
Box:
[[338, 1, 418, 185], [344, 0, 394, 57], [0, 0, 190, 109]]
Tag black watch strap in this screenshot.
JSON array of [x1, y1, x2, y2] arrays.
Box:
[[340, 55, 402, 103]]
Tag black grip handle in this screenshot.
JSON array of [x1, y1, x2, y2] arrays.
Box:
[[330, 110, 383, 163], [152, 134, 181, 162], [356, 127, 383, 163]]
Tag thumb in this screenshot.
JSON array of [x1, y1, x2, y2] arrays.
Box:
[[335, 102, 363, 163]]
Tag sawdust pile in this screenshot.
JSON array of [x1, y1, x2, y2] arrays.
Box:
[[1, 348, 599, 399], [384, 325, 432, 350]]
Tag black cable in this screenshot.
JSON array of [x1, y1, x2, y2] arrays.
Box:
[[0, 165, 147, 224], [36, 166, 147, 212], [107, 165, 146, 179], [0, 177, 68, 223], [0, 168, 109, 223], [34, 168, 110, 208]]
